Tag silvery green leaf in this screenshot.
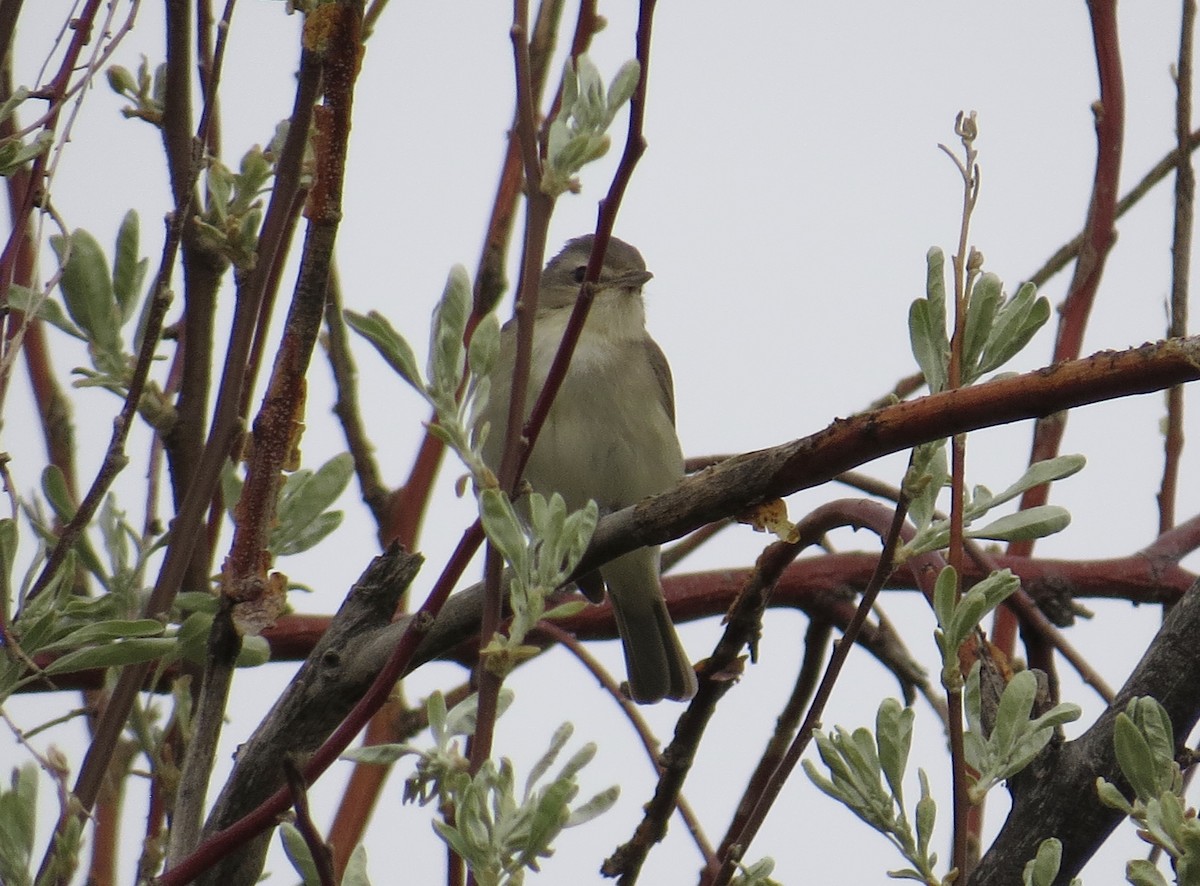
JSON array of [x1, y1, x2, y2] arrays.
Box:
[[947, 570, 1019, 654], [965, 660, 985, 737], [933, 566, 957, 633], [344, 309, 423, 391], [444, 687, 515, 741], [280, 822, 321, 886], [1125, 859, 1170, 886], [979, 282, 1049, 375], [0, 85, 29, 124], [991, 668, 1038, 758], [1096, 777, 1134, 814], [559, 57, 578, 120], [7, 284, 87, 340], [1127, 697, 1176, 794], [341, 844, 372, 886], [39, 618, 164, 654], [557, 739, 597, 785], [1027, 701, 1081, 735], [43, 637, 178, 674], [887, 868, 928, 882], [480, 489, 529, 577], [962, 272, 1002, 382], [802, 759, 840, 800], [271, 453, 353, 556], [237, 635, 271, 667], [604, 59, 641, 125], [908, 299, 947, 394], [566, 785, 619, 827], [1114, 711, 1160, 803], [0, 761, 37, 885], [526, 722, 573, 798], [341, 743, 412, 765], [909, 248, 950, 392], [0, 130, 52, 176], [112, 210, 147, 324], [985, 455, 1086, 510], [468, 312, 500, 378], [429, 265, 472, 398], [1022, 837, 1062, 886], [427, 690, 449, 745], [52, 228, 120, 355], [915, 770, 935, 859], [962, 731, 987, 777], [546, 117, 571, 165], [876, 698, 913, 805], [575, 55, 605, 122], [967, 506, 1070, 542], [905, 442, 947, 531]]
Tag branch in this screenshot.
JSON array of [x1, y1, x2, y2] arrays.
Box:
[[971, 577, 1200, 885]]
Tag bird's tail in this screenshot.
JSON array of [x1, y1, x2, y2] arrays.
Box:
[[603, 546, 698, 704]]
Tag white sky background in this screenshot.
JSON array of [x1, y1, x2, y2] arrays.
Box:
[[5, 1, 1200, 883]]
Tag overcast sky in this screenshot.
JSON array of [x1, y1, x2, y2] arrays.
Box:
[[6, 2, 1200, 883]]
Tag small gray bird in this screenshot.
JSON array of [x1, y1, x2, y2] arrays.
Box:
[[481, 235, 697, 703]]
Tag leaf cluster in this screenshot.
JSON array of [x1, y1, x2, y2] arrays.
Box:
[[542, 55, 640, 196], [1097, 697, 1200, 885], [342, 691, 617, 886]]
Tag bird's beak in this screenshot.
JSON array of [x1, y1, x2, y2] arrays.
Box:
[[608, 269, 653, 289]]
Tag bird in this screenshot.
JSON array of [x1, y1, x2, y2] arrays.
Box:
[[480, 234, 697, 703]]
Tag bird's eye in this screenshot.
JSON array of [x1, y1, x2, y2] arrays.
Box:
[[572, 265, 587, 284]]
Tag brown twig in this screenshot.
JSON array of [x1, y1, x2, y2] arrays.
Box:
[[706, 618, 832, 882], [47, 0, 315, 859], [701, 497, 912, 886], [534, 621, 717, 869], [1160, 0, 1194, 535], [168, 0, 366, 865]]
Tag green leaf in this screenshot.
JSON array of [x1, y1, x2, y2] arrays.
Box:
[[43, 637, 178, 675], [605, 59, 642, 122], [0, 130, 52, 177], [271, 453, 353, 557], [428, 265, 472, 399], [40, 466, 75, 521], [344, 309, 423, 391], [341, 743, 412, 766], [1114, 711, 1160, 803], [876, 698, 913, 805], [51, 228, 121, 355], [979, 282, 1050, 376], [962, 272, 1002, 381], [479, 489, 529, 578], [909, 248, 950, 393], [39, 618, 164, 654], [1023, 837, 1062, 886], [468, 312, 500, 379], [1125, 858, 1170, 886], [342, 844, 372, 886], [933, 565, 957, 633], [975, 455, 1086, 515], [0, 86, 30, 125], [0, 762, 37, 886], [280, 822, 321, 886], [991, 670, 1038, 758], [1096, 777, 1134, 814], [967, 506, 1070, 542], [237, 635, 271, 667], [111, 210, 147, 324], [6, 284, 87, 340]]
